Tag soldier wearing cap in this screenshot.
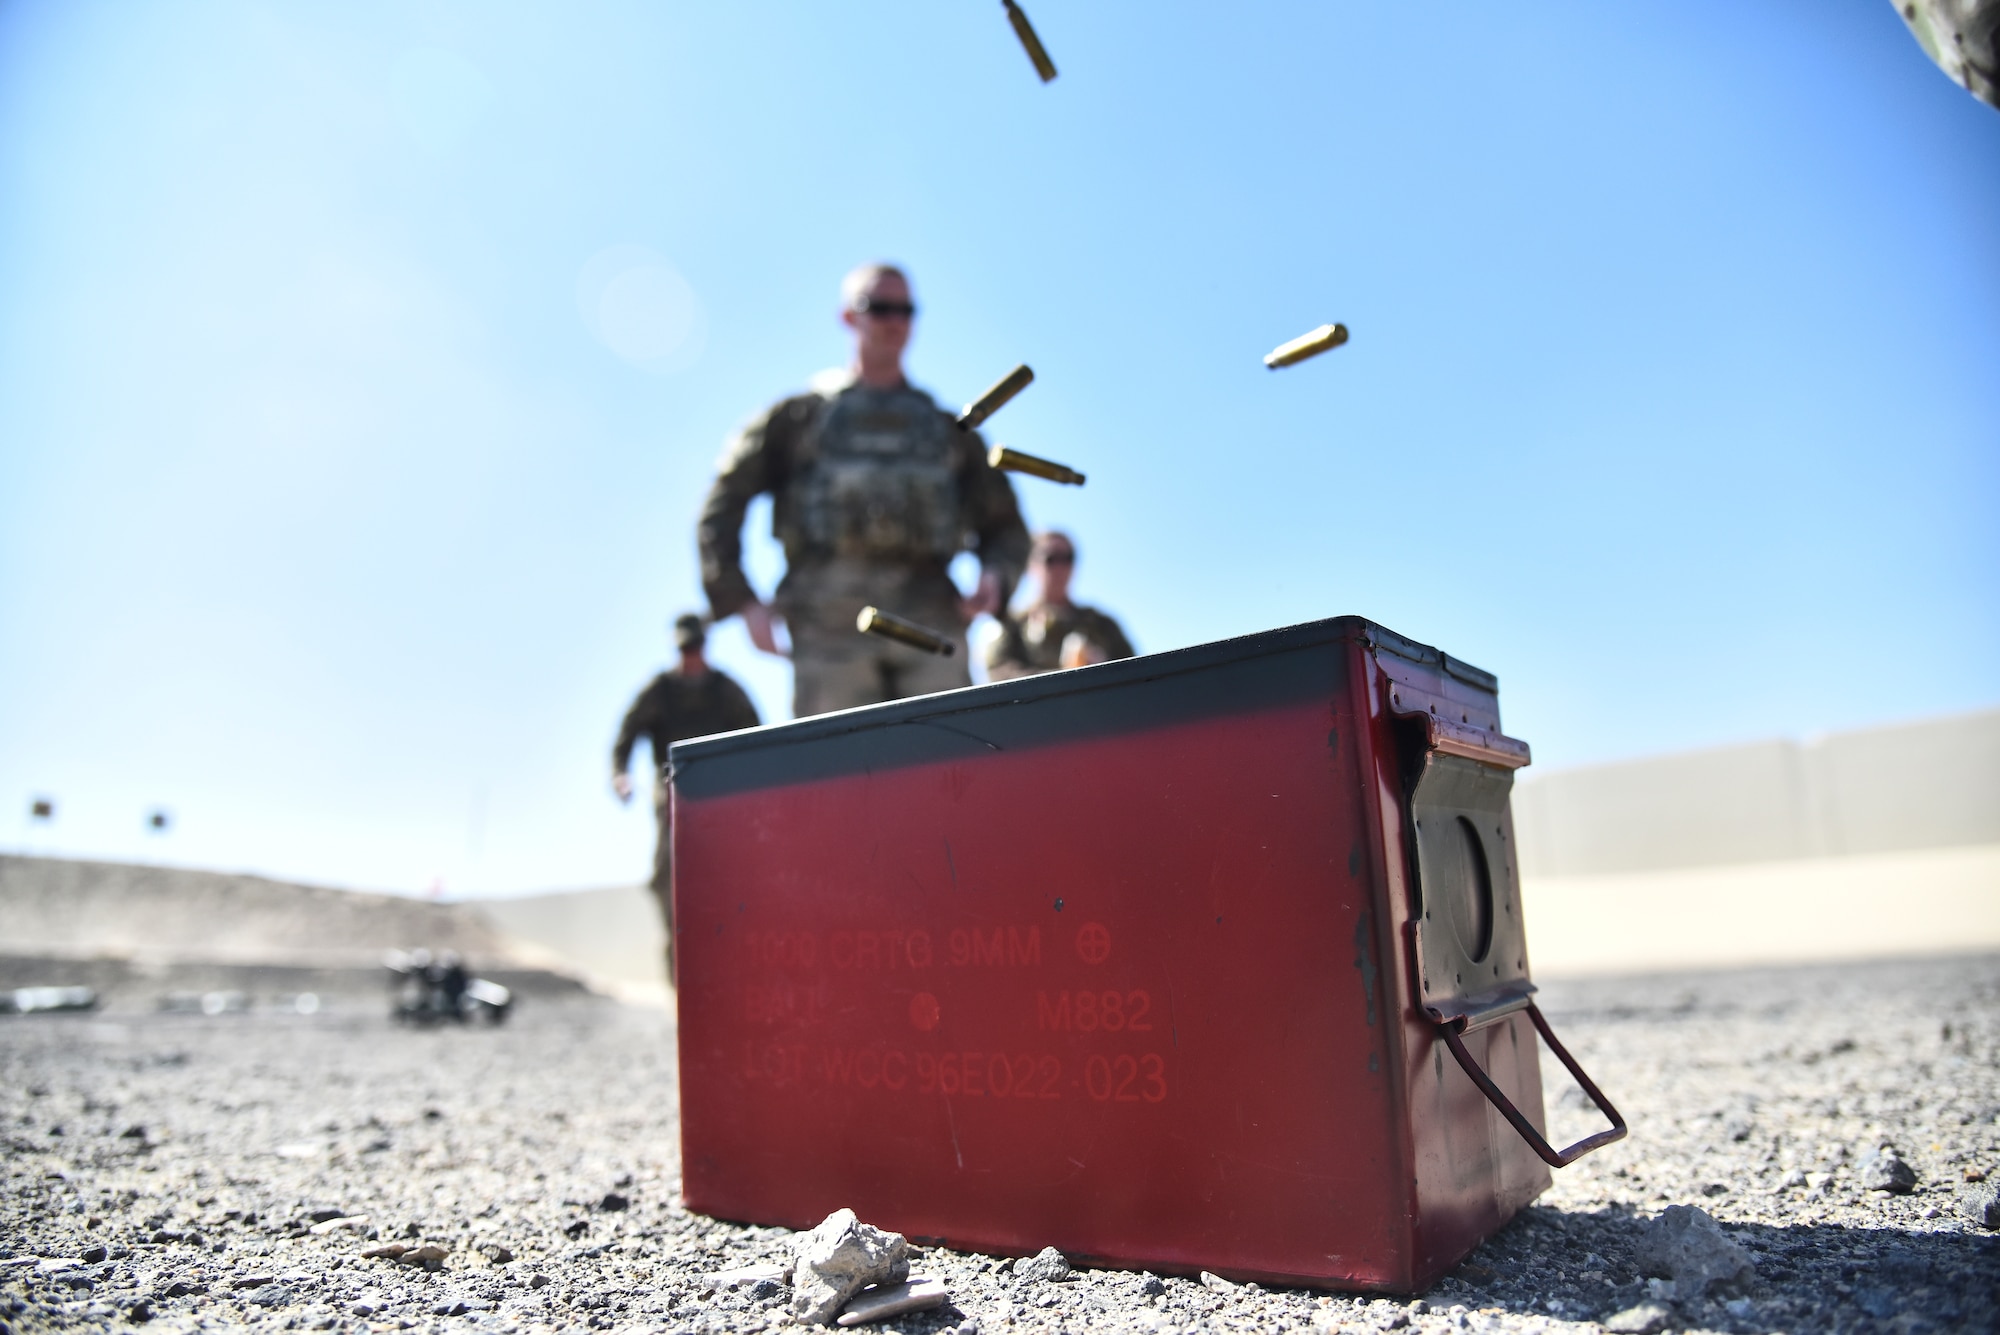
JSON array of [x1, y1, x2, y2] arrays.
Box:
[[986, 529, 1135, 679], [612, 613, 760, 984], [697, 263, 1031, 717]]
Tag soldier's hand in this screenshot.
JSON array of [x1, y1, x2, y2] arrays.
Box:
[[958, 570, 1003, 624], [612, 773, 634, 803], [742, 601, 786, 656], [1060, 632, 1108, 669]]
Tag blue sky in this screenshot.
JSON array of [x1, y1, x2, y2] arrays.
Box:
[[1, 0, 1994, 896]]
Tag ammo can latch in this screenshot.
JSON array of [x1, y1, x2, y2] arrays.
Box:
[[1390, 685, 1627, 1168]]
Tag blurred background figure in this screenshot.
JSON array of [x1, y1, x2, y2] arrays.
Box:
[[611, 614, 759, 984], [697, 263, 1029, 716], [986, 530, 1135, 679]]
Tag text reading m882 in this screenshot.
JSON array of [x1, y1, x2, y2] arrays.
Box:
[[1036, 990, 1152, 1032]]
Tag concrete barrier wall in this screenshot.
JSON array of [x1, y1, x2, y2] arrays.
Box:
[[472, 885, 667, 1005], [1521, 843, 2000, 976], [1512, 707, 2000, 876]]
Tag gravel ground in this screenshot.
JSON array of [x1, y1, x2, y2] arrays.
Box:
[[3, 954, 1996, 1335]]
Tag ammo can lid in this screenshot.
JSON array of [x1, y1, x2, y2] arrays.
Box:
[[669, 615, 1496, 800]]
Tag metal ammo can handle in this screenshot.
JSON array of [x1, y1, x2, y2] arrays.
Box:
[[1439, 999, 1628, 1167]]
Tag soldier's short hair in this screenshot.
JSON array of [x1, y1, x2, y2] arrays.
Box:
[[841, 262, 911, 311], [1033, 529, 1077, 562]]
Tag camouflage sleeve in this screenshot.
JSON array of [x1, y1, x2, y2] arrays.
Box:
[[697, 403, 787, 619], [982, 617, 1035, 680], [719, 674, 762, 732], [613, 676, 669, 776], [1084, 608, 1136, 661], [954, 424, 1031, 605]]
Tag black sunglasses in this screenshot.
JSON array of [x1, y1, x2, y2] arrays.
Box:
[[1038, 549, 1075, 565], [854, 298, 917, 318]]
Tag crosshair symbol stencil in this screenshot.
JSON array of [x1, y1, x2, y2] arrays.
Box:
[[1075, 922, 1112, 965]]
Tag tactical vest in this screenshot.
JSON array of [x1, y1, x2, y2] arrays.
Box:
[[782, 382, 963, 563]]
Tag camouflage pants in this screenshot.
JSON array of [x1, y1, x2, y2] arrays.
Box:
[[777, 558, 972, 717], [651, 782, 676, 988]]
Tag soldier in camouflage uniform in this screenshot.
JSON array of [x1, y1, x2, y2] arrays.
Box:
[[986, 529, 1136, 679], [612, 613, 761, 984], [698, 264, 1030, 716]]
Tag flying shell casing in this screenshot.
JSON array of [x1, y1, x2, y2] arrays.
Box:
[[987, 445, 1085, 487], [956, 364, 1034, 431], [1263, 323, 1350, 369], [1003, 1, 1059, 82], [856, 606, 958, 657]]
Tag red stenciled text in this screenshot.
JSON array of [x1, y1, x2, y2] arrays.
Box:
[[945, 926, 1041, 968], [1035, 989, 1152, 1032], [737, 1042, 1170, 1104], [829, 929, 933, 970]]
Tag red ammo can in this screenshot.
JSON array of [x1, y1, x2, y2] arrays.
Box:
[[670, 616, 1622, 1293]]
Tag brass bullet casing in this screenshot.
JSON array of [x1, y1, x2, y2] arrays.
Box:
[[987, 445, 1085, 487], [857, 606, 958, 657], [1263, 323, 1350, 369], [957, 364, 1034, 431], [1004, 1, 1059, 82]]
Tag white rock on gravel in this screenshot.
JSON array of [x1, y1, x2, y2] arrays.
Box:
[[1600, 1301, 1673, 1334], [787, 1208, 910, 1325], [308, 1213, 371, 1235], [710, 1261, 789, 1288], [1959, 1182, 2000, 1228]]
